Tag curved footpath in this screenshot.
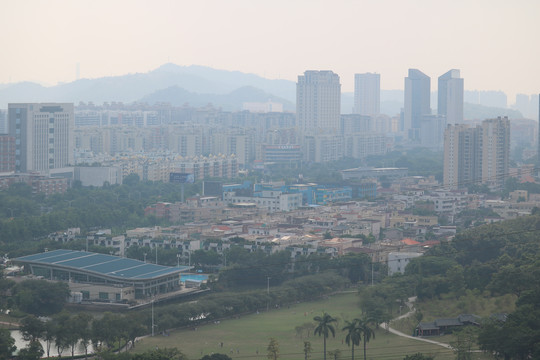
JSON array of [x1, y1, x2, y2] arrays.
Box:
[[381, 297, 453, 350]]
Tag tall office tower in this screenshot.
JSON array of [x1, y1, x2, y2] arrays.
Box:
[[443, 124, 482, 188], [481, 117, 510, 189], [404, 69, 431, 140], [354, 73, 380, 115], [8, 103, 74, 173], [438, 69, 464, 125], [296, 70, 341, 134]]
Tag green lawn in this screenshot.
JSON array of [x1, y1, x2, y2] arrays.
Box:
[[131, 292, 489, 360]]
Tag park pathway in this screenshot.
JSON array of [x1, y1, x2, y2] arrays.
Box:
[[380, 296, 454, 350]]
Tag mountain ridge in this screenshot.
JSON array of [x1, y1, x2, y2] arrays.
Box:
[[0, 63, 297, 108]]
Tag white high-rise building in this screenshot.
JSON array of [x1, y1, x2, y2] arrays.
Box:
[[296, 70, 341, 134], [354, 73, 380, 115], [438, 69, 464, 125], [8, 103, 74, 173]]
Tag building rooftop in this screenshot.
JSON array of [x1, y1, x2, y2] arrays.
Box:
[[15, 249, 189, 281]]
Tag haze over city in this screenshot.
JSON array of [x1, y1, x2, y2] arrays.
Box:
[[1, 0, 540, 98], [1, 1, 540, 359]]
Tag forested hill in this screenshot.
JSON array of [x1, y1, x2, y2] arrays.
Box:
[[429, 213, 540, 358], [360, 213, 540, 359]]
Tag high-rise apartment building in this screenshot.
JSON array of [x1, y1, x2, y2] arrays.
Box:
[[0, 135, 15, 172], [296, 70, 341, 134], [0, 110, 7, 134], [438, 69, 464, 125], [481, 117, 510, 189], [443, 124, 482, 188], [444, 117, 510, 190], [354, 73, 380, 115], [404, 69, 431, 140], [8, 103, 74, 173]]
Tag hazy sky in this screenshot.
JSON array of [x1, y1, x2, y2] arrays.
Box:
[[1, 0, 539, 99]]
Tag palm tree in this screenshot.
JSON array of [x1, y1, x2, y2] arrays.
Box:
[[313, 313, 337, 360], [357, 318, 376, 360], [342, 319, 361, 360]]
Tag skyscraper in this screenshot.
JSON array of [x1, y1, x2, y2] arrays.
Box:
[[438, 69, 464, 125], [296, 70, 341, 134], [8, 103, 74, 173], [404, 69, 431, 140], [443, 117, 510, 190], [354, 73, 380, 115]]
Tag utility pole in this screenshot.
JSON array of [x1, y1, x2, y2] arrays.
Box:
[[266, 276, 271, 311], [155, 247, 158, 265], [371, 262, 374, 286], [151, 298, 155, 337]]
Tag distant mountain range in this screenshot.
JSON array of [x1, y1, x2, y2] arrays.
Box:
[[0, 63, 524, 119], [0, 64, 296, 110]]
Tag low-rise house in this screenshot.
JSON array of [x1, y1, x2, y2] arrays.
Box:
[[415, 314, 481, 336]]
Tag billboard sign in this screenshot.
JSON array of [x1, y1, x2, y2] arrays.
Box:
[[169, 173, 195, 184]]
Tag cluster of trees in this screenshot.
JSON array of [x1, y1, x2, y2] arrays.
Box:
[[0, 177, 200, 257], [215, 251, 378, 290], [0, 277, 70, 318], [14, 311, 147, 359], [11, 280, 70, 316], [152, 272, 348, 332]]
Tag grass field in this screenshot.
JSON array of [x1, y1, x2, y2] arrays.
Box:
[[131, 292, 491, 360]]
